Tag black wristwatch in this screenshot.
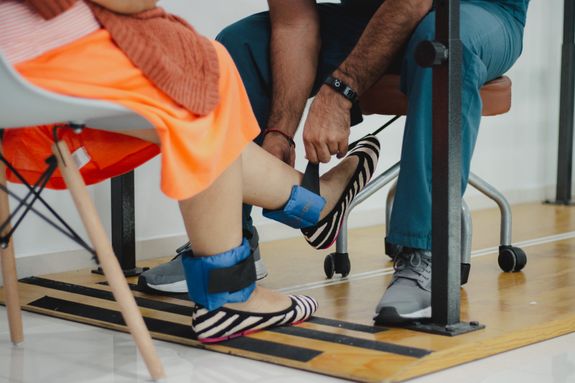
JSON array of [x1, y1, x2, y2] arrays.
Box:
[[323, 75, 358, 104]]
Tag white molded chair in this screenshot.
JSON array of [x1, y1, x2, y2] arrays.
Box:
[[0, 53, 164, 380]]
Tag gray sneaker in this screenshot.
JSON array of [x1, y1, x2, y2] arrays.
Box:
[[138, 228, 268, 294], [373, 248, 432, 324]]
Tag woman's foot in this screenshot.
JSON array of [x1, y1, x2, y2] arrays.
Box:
[[302, 135, 380, 249], [318, 154, 359, 219], [192, 286, 318, 343], [225, 286, 291, 312]]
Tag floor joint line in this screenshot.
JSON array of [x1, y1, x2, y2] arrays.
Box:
[[279, 230, 575, 293]]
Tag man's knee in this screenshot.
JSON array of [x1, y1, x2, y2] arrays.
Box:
[[215, 13, 270, 59], [403, 11, 485, 85], [404, 10, 480, 60]]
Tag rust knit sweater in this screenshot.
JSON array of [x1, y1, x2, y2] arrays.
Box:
[[24, 0, 220, 116]]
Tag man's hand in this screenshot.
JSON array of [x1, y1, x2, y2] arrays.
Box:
[[262, 133, 296, 167], [89, 0, 158, 14], [303, 88, 352, 164]]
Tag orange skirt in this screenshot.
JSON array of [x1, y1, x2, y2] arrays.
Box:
[[5, 29, 260, 200]]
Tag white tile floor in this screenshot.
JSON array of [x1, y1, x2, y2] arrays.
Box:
[[0, 308, 574, 383]]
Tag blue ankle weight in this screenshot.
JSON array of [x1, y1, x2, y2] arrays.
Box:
[[181, 239, 256, 311], [263, 185, 326, 229]]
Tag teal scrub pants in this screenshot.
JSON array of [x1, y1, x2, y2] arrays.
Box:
[[218, 1, 526, 251]]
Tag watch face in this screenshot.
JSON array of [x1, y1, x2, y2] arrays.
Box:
[[326, 76, 356, 103]]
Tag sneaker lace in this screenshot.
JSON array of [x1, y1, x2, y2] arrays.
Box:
[[393, 250, 431, 279]]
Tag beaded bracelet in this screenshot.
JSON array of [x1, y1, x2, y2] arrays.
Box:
[[263, 128, 296, 148]]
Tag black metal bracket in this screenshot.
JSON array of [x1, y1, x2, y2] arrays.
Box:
[[92, 170, 146, 277], [403, 320, 485, 336], [543, 198, 575, 207]]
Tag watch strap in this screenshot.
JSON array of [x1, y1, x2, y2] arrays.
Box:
[[324, 75, 358, 104]]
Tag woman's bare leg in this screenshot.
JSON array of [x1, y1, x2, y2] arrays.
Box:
[[178, 156, 292, 313], [241, 142, 359, 218], [117, 131, 359, 313], [178, 158, 243, 256]]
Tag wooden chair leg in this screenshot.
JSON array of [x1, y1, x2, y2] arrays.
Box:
[[52, 141, 165, 381], [0, 149, 24, 345]]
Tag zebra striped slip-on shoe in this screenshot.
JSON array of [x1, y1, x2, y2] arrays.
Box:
[[192, 295, 318, 343], [301, 134, 380, 250]]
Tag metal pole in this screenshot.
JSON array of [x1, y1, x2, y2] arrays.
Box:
[[430, 0, 462, 326], [409, 0, 483, 335], [553, 0, 575, 204]]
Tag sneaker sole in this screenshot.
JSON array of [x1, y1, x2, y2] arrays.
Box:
[[139, 259, 268, 294], [142, 279, 188, 294], [374, 306, 431, 324]]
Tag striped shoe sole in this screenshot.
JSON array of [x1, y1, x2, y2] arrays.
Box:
[[301, 134, 380, 250], [192, 295, 318, 343]]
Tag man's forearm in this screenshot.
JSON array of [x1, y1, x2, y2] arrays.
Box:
[[334, 0, 433, 95], [267, 1, 320, 136], [301, 0, 433, 164]]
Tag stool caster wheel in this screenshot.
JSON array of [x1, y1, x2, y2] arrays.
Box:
[[324, 252, 350, 279], [498, 246, 527, 272]]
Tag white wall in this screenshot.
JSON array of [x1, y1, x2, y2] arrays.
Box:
[[7, 1, 568, 265]]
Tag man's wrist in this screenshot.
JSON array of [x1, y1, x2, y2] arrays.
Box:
[[317, 84, 354, 110], [264, 116, 299, 138], [263, 128, 296, 148], [323, 74, 358, 106], [334, 67, 361, 92]]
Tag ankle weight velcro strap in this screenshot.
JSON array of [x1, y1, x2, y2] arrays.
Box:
[[262, 163, 326, 229], [208, 254, 256, 293], [181, 239, 256, 311]]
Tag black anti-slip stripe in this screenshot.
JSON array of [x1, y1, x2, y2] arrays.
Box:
[[269, 326, 431, 358], [27, 296, 321, 363], [20, 277, 195, 316], [307, 317, 387, 334]]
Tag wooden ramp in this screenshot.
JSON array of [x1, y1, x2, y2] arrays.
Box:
[[2, 202, 575, 382]]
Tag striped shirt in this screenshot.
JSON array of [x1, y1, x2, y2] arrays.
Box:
[[0, 0, 100, 65]]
